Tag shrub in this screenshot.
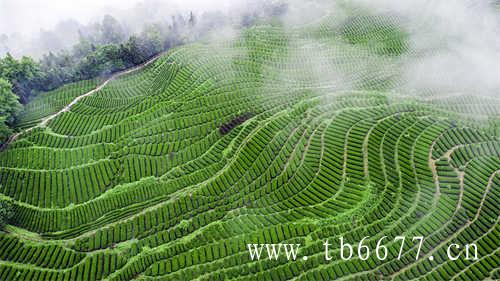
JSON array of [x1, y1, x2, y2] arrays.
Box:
[[0, 195, 13, 230]]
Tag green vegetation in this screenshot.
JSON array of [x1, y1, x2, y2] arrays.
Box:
[[0, 78, 21, 145], [0, 8, 498, 281], [0, 196, 13, 230], [15, 79, 99, 129], [341, 15, 408, 56], [0, 15, 183, 104], [0, 54, 44, 102], [0, 14, 198, 140], [0, 9, 284, 137]]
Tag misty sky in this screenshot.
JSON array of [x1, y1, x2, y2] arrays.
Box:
[[0, 0, 235, 36]]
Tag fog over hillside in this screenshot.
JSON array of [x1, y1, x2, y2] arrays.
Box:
[[354, 0, 500, 96], [1, 0, 499, 98], [0, 0, 270, 58]]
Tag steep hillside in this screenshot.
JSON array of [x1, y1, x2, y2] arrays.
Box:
[[0, 9, 498, 281], [15, 79, 100, 130]]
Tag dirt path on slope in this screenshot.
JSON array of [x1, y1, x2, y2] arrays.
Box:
[[0, 53, 163, 151]]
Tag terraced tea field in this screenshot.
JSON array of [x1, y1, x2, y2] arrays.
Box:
[[0, 10, 499, 281], [15, 79, 101, 130]]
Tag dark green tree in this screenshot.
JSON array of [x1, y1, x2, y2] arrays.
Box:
[[0, 196, 14, 230], [0, 78, 22, 123], [0, 116, 11, 145], [0, 78, 21, 144], [121, 35, 143, 66], [74, 44, 125, 79], [0, 53, 46, 102]]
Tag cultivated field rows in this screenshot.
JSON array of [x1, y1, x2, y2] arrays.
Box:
[[0, 12, 498, 281]]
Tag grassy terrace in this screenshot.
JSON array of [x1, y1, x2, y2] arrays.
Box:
[[15, 79, 101, 130], [0, 9, 498, 281]]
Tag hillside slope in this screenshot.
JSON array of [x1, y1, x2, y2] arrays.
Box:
[[0, 10, 499, 281]]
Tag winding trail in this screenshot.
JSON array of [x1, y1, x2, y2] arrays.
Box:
[[0, 53, 163, 151]]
